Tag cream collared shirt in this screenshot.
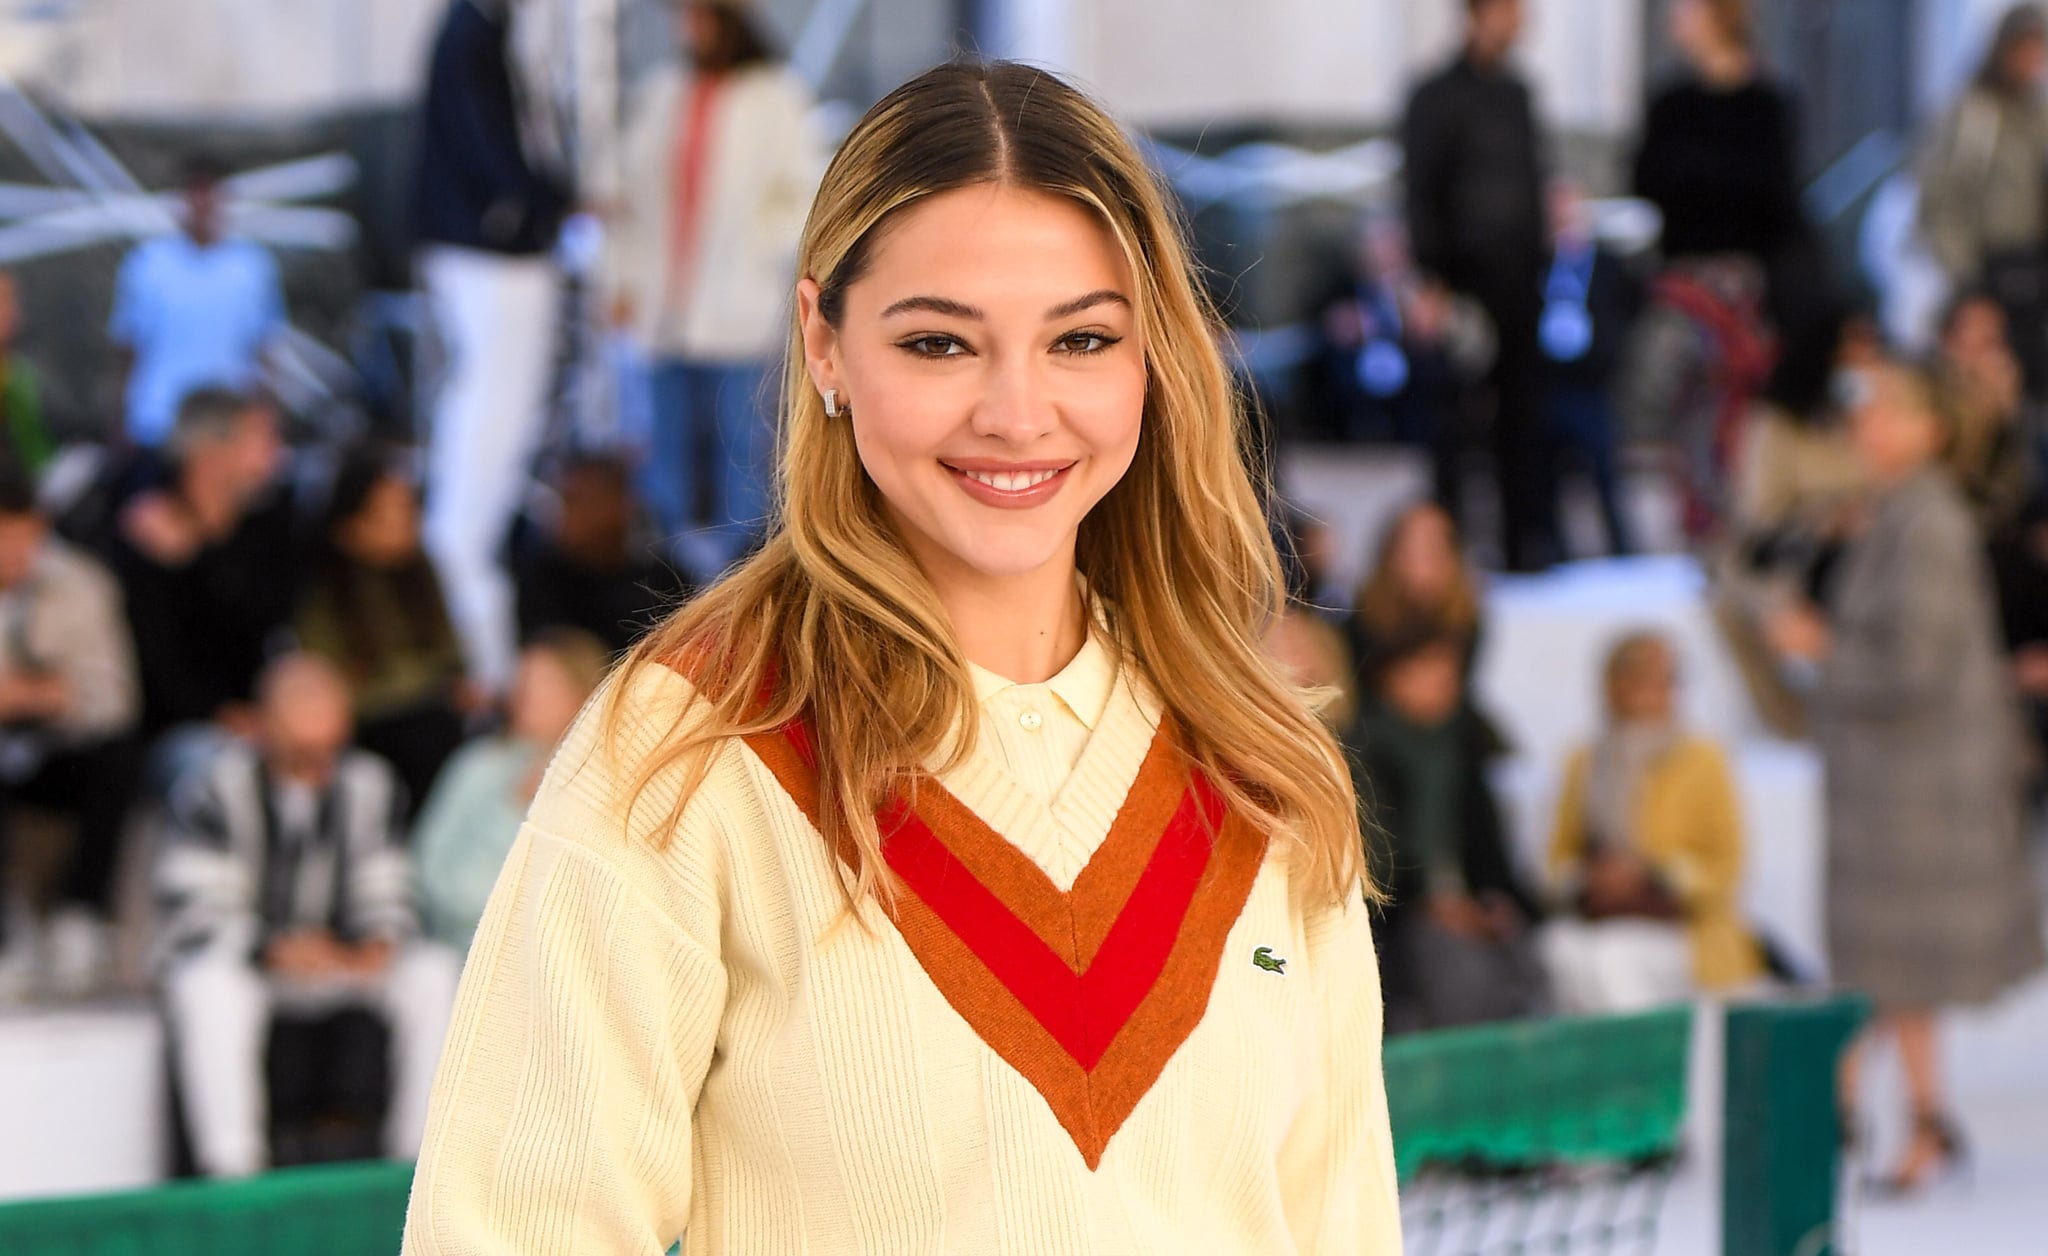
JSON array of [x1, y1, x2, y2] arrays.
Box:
[[963, 630, 1117, 808]]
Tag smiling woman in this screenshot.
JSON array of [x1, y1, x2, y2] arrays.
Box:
[[402, 59, 1400, 1255]]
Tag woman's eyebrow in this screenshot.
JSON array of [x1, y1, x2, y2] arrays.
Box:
[[1044, 289, 1131, 319], [880, 295, 983, 320]]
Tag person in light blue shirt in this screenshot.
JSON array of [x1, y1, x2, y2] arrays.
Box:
[[108, 159, 286, 448], [413, 628, 610, 951]]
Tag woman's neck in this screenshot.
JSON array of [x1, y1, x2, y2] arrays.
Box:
[[930, 558, 1088, 686], [1693, 44, 1755, 90]]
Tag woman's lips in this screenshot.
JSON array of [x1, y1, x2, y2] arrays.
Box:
[[942, 460, 1076, 509]]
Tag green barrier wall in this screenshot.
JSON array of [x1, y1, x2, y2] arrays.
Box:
[[1722, 995, 1869, 1256]]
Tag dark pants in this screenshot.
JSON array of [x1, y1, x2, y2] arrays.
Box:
[[1547, 383, 1634, 558], [0, 734, 144, 944], [358, 703, 467, 817], [266, 1009, 391, 1167], [1471, 286, 1557, 572]]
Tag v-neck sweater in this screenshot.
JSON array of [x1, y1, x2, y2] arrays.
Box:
[[403, 658, 1400, 1254]]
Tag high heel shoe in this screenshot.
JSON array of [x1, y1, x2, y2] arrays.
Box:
[[1866, 1111, 1970, 1198]]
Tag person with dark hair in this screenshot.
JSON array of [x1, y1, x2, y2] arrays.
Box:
[[1349, 627, 1546, 1032], [0, 271, 55, 481], [1402, 0, 1556, 571], [108, 159, 286, 450], [1932, 289, 2032, 537], [104, 388, 297, 746], [1348, 501, 1486, 692], [1769, 360, 2044, 1195], [415, 0, 574, 697], [0, 466, 142, 1001], [1918, 5, 2048, 395], [514, 451, 690, 652], [295, 447, 470, 808], [605, 0, 822, 575]]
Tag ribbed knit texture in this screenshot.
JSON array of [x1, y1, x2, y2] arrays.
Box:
[[401, 649, 1402, 1254]]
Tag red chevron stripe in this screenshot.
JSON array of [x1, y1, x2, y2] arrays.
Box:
[[877, 774, 1220, 1070]]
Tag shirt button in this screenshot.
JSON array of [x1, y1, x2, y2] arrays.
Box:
[[1018, 709, 1044, 732]]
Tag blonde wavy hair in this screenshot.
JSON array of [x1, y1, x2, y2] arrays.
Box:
[[610, 59, 1369, 910]]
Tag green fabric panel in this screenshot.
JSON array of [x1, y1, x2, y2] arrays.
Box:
[[1384, 1006, 1693, 1179], [1721, 995, 1868, 1256], [0, 1160, 415, 1256]]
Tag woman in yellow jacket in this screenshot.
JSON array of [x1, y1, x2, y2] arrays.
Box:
[[1542, 632, 1764, 1012]]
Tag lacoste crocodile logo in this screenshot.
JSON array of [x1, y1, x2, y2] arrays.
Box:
[[1252, 946, 1286, 974]]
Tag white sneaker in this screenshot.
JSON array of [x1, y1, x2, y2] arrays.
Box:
[[42, 908, 111, 999]]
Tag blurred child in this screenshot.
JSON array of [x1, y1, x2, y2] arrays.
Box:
[[1542, 632, 1764, 1014], [414, 629, 610, 951], [296, 447, 469, 808], [1350, 628, 1546, 1032]]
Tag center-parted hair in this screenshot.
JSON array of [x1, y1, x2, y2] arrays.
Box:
[[611, 59, 1369, 910]]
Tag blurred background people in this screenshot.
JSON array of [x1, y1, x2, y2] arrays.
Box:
[[1402, 0, 1555, 571], [514, 450, 689, 653], [605, 0, 821, 578], [153, 654, 457, 1179], [415, 0, 573, 696], [0, 271, 55, 482], [295, 447, 470, 809], [104, 388, 295, 766], [1626, 0, 1805, 539], [1540, 180, 1642, 558], [1769, 360, 2045, 1194], [1348, 502, 1487, 696], [1916, 5, 2048, 397], [1351, 628, 1546, 1032], [0, 468, 140, 1001], [108, 159, 286, 453], [1543, 632, 1763, 1014], [414, 628, 608, 951], [1932, 289, 2033, 539]]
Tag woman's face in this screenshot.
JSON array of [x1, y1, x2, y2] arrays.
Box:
[[1390, 508, 1458, 604], [1847, 368, 1942, 484], [797, 184, 1147, 591], [1610, 645, 1678, 725], [1670, 0, 1719, 62], [509, 649, 589, 746], [341, 474, 421, 569]]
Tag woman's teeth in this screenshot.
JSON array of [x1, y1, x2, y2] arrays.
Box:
[[960, 467, 1062, 491]]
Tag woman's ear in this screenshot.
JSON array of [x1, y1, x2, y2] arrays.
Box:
[[796, 277, 841, 399]]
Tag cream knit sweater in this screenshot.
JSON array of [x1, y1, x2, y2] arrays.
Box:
[[402, 639, 1401, 1254]]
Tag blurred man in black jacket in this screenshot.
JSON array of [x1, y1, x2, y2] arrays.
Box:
[[1402, 0, 1554, 571]]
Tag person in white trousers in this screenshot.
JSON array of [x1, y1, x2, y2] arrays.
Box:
[[154, 655, 458, 1178], [415, 0, 573, 692]]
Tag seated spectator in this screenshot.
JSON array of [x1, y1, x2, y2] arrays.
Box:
[[515, 451, 689, 654], [296, 447, 470, 807], [1541, 632, 1764, 1014], [0, 468, 142, 999], [1348, 501, 1486, 691], [153, 654, 457, 1178], [415, 629, 610, 951], [104, 387, 298, 773], [1349, 628, 1546, 1032], [1264, 607, 1357, 732], [0, 270, 55, 481], [1933, 289, 2032, 540]]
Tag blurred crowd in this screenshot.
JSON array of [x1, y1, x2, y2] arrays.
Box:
[[0, 0, 2040, 1201]]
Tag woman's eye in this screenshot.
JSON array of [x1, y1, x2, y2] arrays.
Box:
[[1057, 332, 1118, 355], [901, 335, 967, 358]]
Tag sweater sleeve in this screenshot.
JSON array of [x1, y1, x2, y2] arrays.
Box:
[[1658, 741, 1745, 910], [1277, 887, 1403, 1253], [403, 667, 729, 1255]]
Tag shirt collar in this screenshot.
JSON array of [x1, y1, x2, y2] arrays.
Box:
[[965, 629, 1117, 732]]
